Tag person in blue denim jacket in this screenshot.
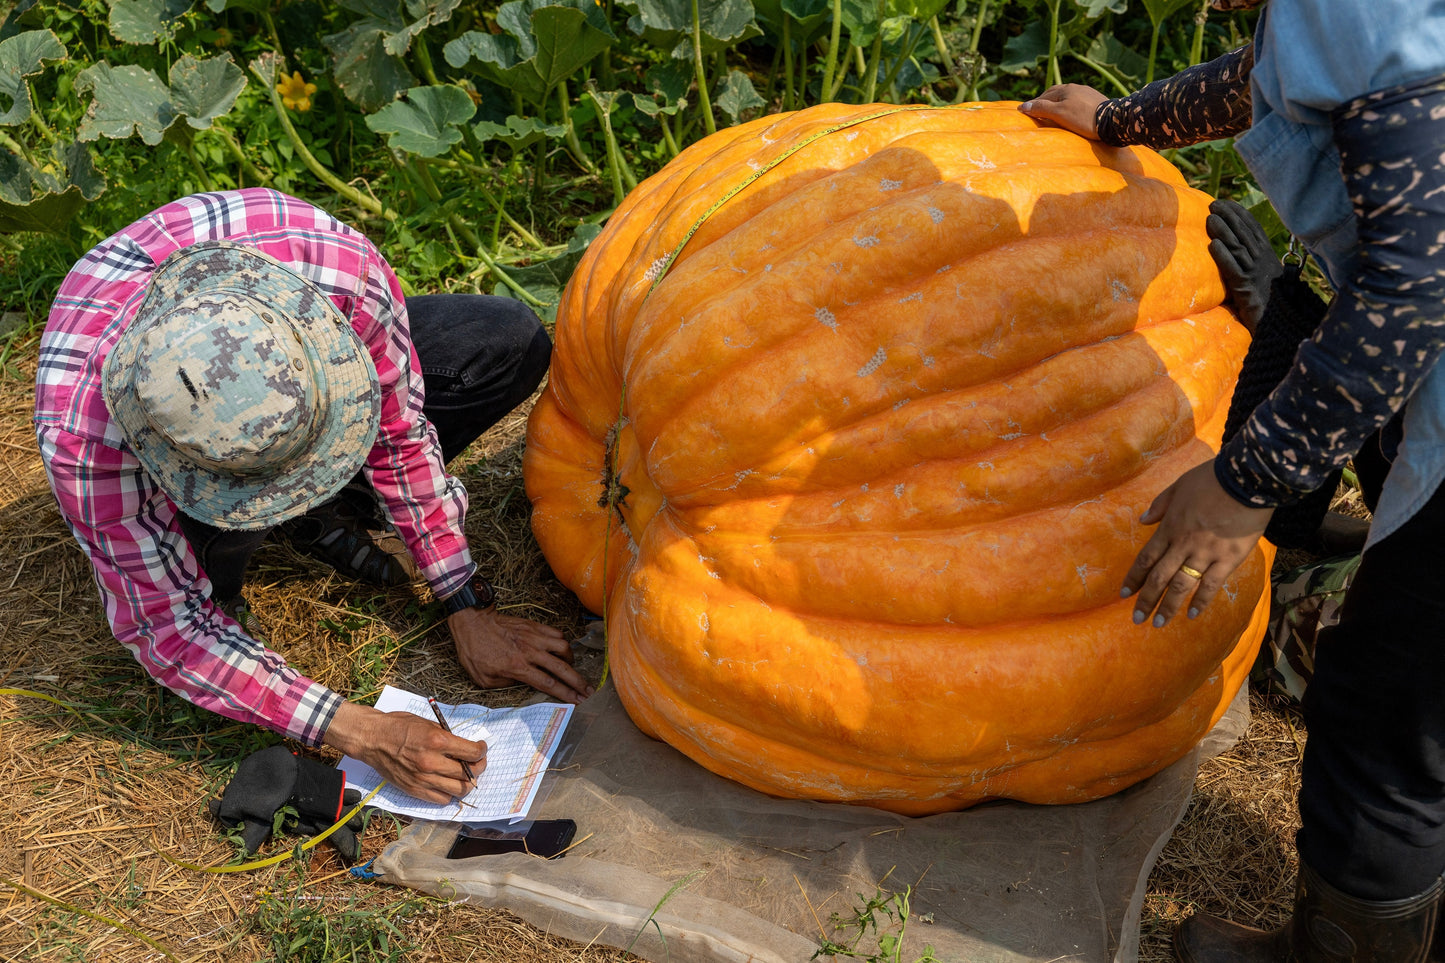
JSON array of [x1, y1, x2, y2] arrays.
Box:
[[1022, 1, 1445, 960]]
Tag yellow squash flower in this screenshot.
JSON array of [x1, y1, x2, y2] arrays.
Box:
[[277, 71, 318, 112]]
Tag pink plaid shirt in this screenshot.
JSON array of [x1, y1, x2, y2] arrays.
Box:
[[34, 189, 475, 745]]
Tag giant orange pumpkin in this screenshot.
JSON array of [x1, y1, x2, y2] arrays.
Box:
[[523, 102, 1273, 815]]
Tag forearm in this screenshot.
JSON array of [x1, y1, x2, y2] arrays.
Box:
[[1096, 44, 1255, 149], [1217, 77, 1445, 505], [122, 615, 345, 745], [39, 427, 345, 744]]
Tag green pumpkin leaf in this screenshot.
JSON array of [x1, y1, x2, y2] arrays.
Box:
[[324, 20, 417, 111], [623, 0, 761, 58], [382, 0, 463, 57], [445, 1, 615, 105], [364, 84, 476, 156], [337, 0, 399, 17], [753, 0, 830, 39], [107, 0, 192, 44], [838, 0, 879, 45], [713, 69, 763, 125], [878, 13, 910, 44], [0, 30, 66, 126], [1, 0, 48, 38], [1139, 0, 1196, 26], [202, 0, 272, 12], [630, 90, 685, 118], [472, 113, 567, 150], [883, 0, 949, 21], [999, 18, 1051, 73], [493, 222, 602, 322], [645, 59, 692, 104], [75, 62, 175, 144], [75, 55, 243, 144], [167, 53, 246, 130], [1084, 33, 1147, 86], [0, 141, 105, 234]]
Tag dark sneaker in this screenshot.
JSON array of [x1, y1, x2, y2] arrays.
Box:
[[274, 483, 420, 587]]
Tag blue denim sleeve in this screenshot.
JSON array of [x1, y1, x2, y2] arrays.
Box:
[[1216, 75, 1445, 506]]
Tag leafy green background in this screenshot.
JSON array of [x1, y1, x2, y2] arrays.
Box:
[[0, 0, 1269, 325]]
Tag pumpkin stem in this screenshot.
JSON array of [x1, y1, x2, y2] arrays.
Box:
[[599, 423, 632, 522]]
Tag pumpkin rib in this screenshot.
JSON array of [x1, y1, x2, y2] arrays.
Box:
[[629, 276, 1229, 502], [659, 309, 1241, 508], [626, 180, 1209, 368], [634, 309, 1235, 509], [618, 116, 1195, 330], [606, 532, 1265, 803]]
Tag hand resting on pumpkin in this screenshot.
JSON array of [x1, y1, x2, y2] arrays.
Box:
[[1017, 84, 1109, 140], [1119, 461, 1274, 629]]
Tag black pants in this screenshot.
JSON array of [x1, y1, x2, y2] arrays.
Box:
[[1296, 473, 1445, 900], [177, 294, 551, 601]]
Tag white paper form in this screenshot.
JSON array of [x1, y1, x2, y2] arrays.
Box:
[[338, 685, 574, 822]]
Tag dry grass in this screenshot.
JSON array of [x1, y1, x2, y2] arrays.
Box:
[[0, 329, 1324, 963]]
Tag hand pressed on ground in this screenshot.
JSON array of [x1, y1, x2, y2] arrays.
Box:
[[449, 606, 594, 705]]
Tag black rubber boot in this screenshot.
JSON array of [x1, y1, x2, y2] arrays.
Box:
[[1174, 860, 1442, 963], [1308, 512, 1371, 558]]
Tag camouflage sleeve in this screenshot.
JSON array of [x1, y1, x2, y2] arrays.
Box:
[[1096, 44, 1255, 149], [1216, 75, 1445, 505]]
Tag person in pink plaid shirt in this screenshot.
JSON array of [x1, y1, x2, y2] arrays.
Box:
[[35, 189, 593, 802]]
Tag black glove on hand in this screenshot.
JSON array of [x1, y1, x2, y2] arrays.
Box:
[[208, 745, 366, 862], [1207, 198, 1283, 335]]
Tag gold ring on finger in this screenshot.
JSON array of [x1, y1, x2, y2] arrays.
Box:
[[1178, 564, 1205, 580]]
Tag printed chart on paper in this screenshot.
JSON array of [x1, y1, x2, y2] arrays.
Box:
[[339, 684, 574, 822]]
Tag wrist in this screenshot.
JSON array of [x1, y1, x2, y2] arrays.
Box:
[[440, 570, 496, 616], [322, 701, 376, 759], [1211, 447, 1277, 509]]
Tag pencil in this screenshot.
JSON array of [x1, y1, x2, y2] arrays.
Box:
[[427, 696, 476, 782]]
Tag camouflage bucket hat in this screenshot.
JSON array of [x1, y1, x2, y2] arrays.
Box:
[[102, 241, 382, 530]]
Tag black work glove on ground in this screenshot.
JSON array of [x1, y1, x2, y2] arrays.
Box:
[[208, 745, 367, 862]]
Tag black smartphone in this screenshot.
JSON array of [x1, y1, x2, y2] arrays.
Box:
[[444, 819, 577, 860]]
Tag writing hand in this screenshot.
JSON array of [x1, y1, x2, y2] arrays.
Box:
[[324, 701, 486, 803]]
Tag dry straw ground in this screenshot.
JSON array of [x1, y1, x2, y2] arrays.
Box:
[[0, 330, 1324, 963]]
